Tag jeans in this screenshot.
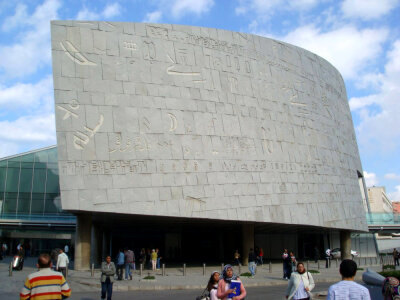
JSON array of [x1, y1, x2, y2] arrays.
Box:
[[325, 257, 331, 268], [125, 263, 133, 279], [117, 264, 124, 280], [248, 261, 256, 276], [156, 258, 161, 269], [58, 267, 67, 278], [283, 264, 291, 279], [101, 278, 113, 300]]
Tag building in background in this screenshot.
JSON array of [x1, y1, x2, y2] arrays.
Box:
[[392, 202, 400, 214], [0, 146, 75, 256], [368, 186, 393, 213]]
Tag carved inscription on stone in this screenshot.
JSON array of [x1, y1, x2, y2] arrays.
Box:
[[60, 41, 97, 66]]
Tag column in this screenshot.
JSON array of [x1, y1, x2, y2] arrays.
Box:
[[242, 223, 254, 266], [91, 224, 102, 267], [74, 213, 92, 270], [340, 230, 351, 260]]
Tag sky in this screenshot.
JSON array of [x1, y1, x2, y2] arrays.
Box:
[[0, 0, 399, 201]]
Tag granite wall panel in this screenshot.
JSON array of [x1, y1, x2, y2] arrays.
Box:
[[51, 21, 367, 231]]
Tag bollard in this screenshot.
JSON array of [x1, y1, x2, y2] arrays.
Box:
[[183, 263, 186, 276], [239, 264, 241, 274], [140, 263, 143, 276], [317, 260, 320, 269], [66, 266, 68, 279], [162, 264, 165, 276], [9, 261, 13, 277], [221, 263, 224, 273], [91, 263, 94, 277], [203, 263, 206, 276], [336, 258, 338, 268], [269, 261, 272, 273]]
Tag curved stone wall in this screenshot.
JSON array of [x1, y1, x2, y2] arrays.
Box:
[[51, 21, 367, 231]]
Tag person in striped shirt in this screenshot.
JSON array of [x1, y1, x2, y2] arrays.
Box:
[[327, 259, 370, 300], [20, 253, 71, 300]]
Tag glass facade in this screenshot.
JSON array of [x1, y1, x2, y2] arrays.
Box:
[[0, 146, 71, 219]]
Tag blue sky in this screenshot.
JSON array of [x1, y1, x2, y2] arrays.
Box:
[[0, 0, 399, 200]]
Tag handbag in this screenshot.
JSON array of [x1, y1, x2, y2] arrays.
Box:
[[196, 287, 210, 300]]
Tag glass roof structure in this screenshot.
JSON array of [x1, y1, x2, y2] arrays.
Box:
[[0, 146, 72, 221]]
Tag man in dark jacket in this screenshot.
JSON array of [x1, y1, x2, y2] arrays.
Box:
[[282, 249, 291, 279], [101, 256, 116, 300]]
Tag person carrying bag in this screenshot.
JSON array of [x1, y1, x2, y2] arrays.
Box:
[[286, 262, 315, 300]]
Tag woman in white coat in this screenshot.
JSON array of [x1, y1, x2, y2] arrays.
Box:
[[286, 262, 315, 300]]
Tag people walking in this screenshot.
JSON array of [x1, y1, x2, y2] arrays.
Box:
[[124, 248, 134, 280], [217, 265, 246, 300], [2, 242, 8, 257], [207, 271, 221, 300], [259, 248, 264, 266], [116, 249, 124, 280], [17, 245, 25, 270], [327, 259, 370, 299], [234, 250, 241, 266], [101, 256, 116, 300], [290, 251, 297, 272], [283, 249, 291, 279], [20, 253, 71, 300], [393, 248, 399, 266], [56, 248, 69, 278], [248, 248, 257, 277], [151, 249, 157, 271], [326, 248, 331, 268], [285, 262, 315, 300]]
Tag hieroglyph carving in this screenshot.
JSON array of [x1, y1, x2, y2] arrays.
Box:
[[57, 100, 79, 120], [60, 41, 97, 66], [73, 114, 104, 150], [57, 99, 103, 150]]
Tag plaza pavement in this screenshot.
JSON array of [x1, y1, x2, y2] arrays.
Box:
[[0, 256, 381, 295]]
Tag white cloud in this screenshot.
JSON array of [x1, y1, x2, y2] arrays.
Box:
[[102, 3, 121, 18], [0, 0, 60, 79], [364, 171, 379, 187], [279, 25, 388, 80], [0, 75, 53, 111], [236, 0, 283, 15], [0, 114, 56, 144], [353, 40, 400, 154], [385, 173, 400, 181], [235, 0, 319, 17], [349, 94, 380, 111], [1, 3, 28, 31], [388, 186, 400, 202], [0, 142, 20, 158], [341, 0, 399, 20], [76, 8, 99, 20], [171, 0, 214, 18], [76, 3, 121, 20], [143, 10, 162, 23]]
